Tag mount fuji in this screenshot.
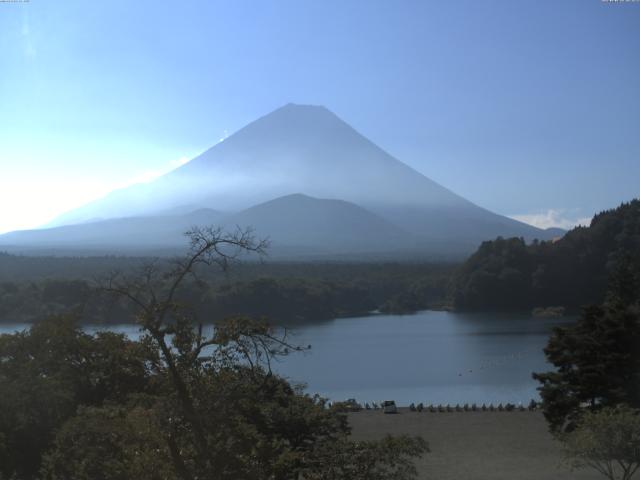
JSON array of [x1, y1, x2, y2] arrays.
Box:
[[0, 104, 557, 258]]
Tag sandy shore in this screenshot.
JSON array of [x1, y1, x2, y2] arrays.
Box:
[[348, 409, 601, 480]]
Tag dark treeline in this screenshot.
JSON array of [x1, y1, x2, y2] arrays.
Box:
[[450, 200, 640, 311], [533, 263, 640, 433], [0, 258, 455, 324], [528, 254, 640, 480], [0, 252, 140, 282]]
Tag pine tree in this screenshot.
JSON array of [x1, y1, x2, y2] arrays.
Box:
[[533, 259, 640, 433]]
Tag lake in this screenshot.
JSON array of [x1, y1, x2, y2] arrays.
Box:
[[0, 310, 572, 406]]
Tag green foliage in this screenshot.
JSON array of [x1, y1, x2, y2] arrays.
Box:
[[562, 405, 640, 480], [302, 435, 429, 480], [451, 237, 534, 309], [203, 276, 374, 322], [533, 263, 640, 434], [0, 261, 454, 325], [0, 278, 127, 323], [0, 316, 153, 479], [41, 404, 173, 480], [452, 200, 640, 310], [168, 370, 353, 479], [379, 276, 446, 314]]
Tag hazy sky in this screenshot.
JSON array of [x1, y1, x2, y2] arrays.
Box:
[[1, 0, 638, 234]]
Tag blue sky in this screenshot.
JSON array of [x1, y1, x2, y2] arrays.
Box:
[[0, 0, 638, 233]]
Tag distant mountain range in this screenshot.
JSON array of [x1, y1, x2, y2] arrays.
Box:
[[0, 209, 223, 249], [0, 104, 563, 258]]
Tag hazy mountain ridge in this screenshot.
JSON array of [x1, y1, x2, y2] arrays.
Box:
[[48, 104, 474, 226], [221, 193, 415, 252], [0, 195, 421, 257], [3, 104, 559, 257], [1, 209, 223, 248]]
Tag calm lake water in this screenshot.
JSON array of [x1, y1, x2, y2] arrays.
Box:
[[0, 311, 572, 406]]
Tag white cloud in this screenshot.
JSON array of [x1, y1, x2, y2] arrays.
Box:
[[509, 209, 592, 230]]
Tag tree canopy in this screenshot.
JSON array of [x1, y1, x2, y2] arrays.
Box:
[[562, 405, 640, 480], [533, 261, 640, 433], [0, 258, 453, 325], [451, 199, 640, 311]]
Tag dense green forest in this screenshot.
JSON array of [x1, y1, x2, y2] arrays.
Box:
[[533, 260, 640, 433], [0, 256, 454, 324], [451, 200, 640, 311]]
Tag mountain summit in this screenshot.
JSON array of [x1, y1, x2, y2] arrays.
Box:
[[11, 104, 553, 256], [52, 103, 471, 223]]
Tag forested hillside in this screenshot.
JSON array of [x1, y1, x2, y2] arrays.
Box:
[[451, 200, 640, 311], [0, 258, 453, 324]]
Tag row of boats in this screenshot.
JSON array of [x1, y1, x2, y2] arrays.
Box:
[[407, 400, 539, 412], [333, 399, 540, 413]]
